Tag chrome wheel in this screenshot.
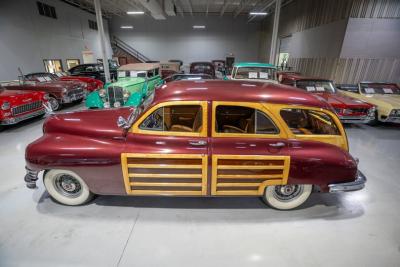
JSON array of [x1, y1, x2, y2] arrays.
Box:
[[53, 174, 82, 198], [272, 185, 303, 202], [48, 97, 60, 111]]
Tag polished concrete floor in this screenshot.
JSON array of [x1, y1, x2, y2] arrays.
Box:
[[1, 103, 400, 267]]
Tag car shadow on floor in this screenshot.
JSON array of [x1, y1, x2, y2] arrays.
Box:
[[35, 189, 364, 223]]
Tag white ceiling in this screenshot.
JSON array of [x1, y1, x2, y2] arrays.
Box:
[[61, 0, 281, 20]]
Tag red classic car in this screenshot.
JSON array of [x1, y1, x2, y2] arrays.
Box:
[[24, 80, 366, 210], [190, 62, 216, 78], [55, 72, 103, 92], [0, 85, 48, 129], [279, 73, 375, 123], [4, 72, 85, 111]]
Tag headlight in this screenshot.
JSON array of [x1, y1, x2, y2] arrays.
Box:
[[368, 106, 376, 116], [114, 102, 121, 108], [43, 94, 49, 100], [99, 89, 106, 97], [1, 102, 10, 110], [104, 102, 110, 108], [334, 108, 342, 114], [62, 88, 67, 93]]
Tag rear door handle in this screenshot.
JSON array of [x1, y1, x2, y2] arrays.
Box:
[[269, 142, 285, 148], [189, 140, 207, 146]]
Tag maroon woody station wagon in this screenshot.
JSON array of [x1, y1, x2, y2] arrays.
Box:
[[25, 80, 366, 210]]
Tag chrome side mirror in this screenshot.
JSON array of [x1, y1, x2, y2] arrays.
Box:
[[117, 116, 128, 129]]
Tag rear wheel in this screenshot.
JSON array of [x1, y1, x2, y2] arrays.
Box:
[[44, 169, 94, 206], [262, 184, 312, 210]]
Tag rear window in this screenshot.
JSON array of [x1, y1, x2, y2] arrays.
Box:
[[296, 80, 335, 93], [234, 67, 276, 80], [360, 83, 400, 95]]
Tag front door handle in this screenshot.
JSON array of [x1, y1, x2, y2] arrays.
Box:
[[269, 142, 285, 148], [189, 140, 207, 146]]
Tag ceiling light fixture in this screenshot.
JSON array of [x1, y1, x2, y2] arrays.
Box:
[[249, 12, 268, 15], [121, 26, 133, 29], [193, 25, 206, 29], [127, 11, 144, 15]]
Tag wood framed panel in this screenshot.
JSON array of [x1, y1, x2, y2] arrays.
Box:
[[211, 155, 290, 196], [121, 153, 208, 196]]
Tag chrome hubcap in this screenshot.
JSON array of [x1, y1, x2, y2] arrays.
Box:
[[273, 185, 303, 202], [49, 98, 59, 110], [54, 174, 82, 198]]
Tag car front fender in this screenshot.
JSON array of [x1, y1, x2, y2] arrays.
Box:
[[124, 92, 142, 107], [85, 91, 104, 109]]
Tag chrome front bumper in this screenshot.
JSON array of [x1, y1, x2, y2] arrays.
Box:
[[24, 167, 39, 189], [0, 109, 45, 125], [328, 171, 366, 193], [339, 115, 374, 124]]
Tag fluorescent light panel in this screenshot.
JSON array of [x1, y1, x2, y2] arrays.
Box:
[[193, 25, 206, 29], [249, 12, 268, 15], [121, 26, 133, 29], [127, 11, 144, 14]]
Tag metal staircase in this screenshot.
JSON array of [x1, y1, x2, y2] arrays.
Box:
[[111, 36, 150, 63]]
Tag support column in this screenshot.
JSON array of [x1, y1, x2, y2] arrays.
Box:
[[269, 0, 281, 65], [94, 0, 110, 83]]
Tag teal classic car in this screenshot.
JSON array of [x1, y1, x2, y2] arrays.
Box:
[[226, 62, 278, 84], [86, 63, 162, 109]]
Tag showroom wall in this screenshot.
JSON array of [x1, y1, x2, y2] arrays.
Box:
[[0, 0, 113, 81], [110, 16, 261, 65], [260, 0, 400, 83]]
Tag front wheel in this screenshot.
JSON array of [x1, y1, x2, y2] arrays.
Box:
[[44, 169, 94, 206], [262, 184, 312, 210], [48, 97, 61, 111]]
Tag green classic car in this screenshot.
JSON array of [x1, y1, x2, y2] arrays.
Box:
[[225, 62, 278, 84], [86, 63, 162, 109]]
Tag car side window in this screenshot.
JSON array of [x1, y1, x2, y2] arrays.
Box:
[[147, 70, 154, 78], [215, 105, 279, 134], [154, 68, 159, 76], [280, 108, 340, 135], [140, 105, 203, 133]]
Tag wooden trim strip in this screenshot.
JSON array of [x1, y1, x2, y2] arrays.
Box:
[[127, 164, 202, 169], [217, 174, 282, 179], [216, 190, 259, 195], [217, 182, 261, 187], [129, 173, 202, 178], [130, 190, 202, 196], [217, 165, 284, 170], [130, 182, 202, 187]]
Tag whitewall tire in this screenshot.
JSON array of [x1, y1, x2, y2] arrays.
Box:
[[262, 184, 312, 210], [44, 169, 94, 206]]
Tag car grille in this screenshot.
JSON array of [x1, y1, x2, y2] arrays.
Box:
[[11, 101, 42, 116], [390, 109, 400, 118], [107, 86, 124, 107], [67, 87, 84, 97]]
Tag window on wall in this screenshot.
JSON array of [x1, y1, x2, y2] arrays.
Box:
[[43, 59, 63, 73], [37, 2, 57, 19], [88, 20, 98, 30], [66, 59, 80, 69]]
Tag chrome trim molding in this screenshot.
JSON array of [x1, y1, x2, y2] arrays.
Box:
[[24, 167, 39, 189], [0, 108, 45, 125], [328, 170, 366, 193]]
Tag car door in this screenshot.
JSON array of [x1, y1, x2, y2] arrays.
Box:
[[210, 101, 291, 196], [122, 101, 209, 196]]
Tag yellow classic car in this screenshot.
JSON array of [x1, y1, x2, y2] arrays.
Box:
[[339, 82, 400, 124]]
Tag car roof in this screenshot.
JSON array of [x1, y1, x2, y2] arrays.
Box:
[[153, 80, 332, 109], [25, 72, 52, 76], [118, 63, 160, 71], [234, 62, 276, 68]]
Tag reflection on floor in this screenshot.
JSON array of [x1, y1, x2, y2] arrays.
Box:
[[1, 104, 400, 267]]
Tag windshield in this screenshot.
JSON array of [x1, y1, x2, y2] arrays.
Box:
[[296, 80, 336, 93], [193, 64, 212, 71], [28, 73, 58, 82], [360, 83, 400, 95], [234, 67, 276, 80]]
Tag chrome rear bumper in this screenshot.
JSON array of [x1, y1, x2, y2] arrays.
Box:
[[339, 115, 374, 124], [328, 171, 366, 193]]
